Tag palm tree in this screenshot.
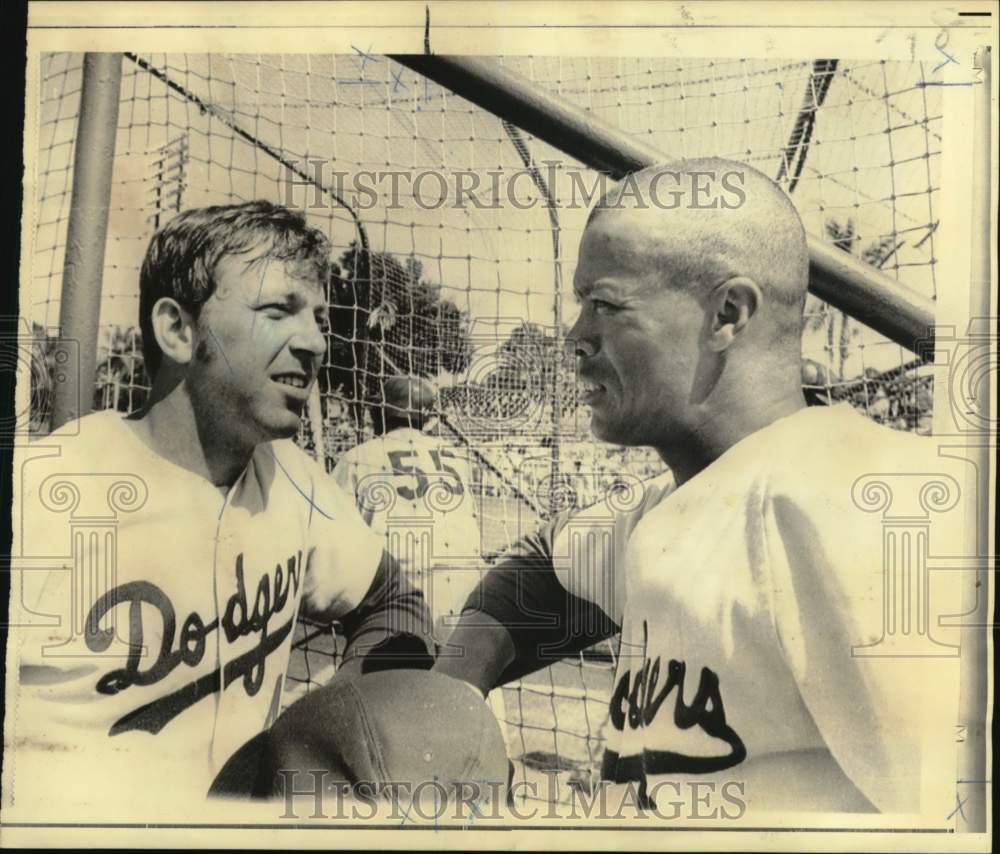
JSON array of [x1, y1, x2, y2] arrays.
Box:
[[811, 218, 905, 380], [94, 326, 149, 413]]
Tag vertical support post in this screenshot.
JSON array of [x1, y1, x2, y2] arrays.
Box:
[[956, 45, 992, 835], [51, 53, 123, 431], [550, 243, 563, 516]]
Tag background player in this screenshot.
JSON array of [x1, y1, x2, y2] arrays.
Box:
[[430, 159, 964, 816], [331, 375, 509, 743], [333, 376, 485, 644]]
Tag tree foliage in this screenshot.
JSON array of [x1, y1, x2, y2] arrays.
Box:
[[805, 218, 930, 432], [439, 322, 578, 429], [495, 321, 577, 412], [806, 217, 904, 380], [321, 243, 473, 415], [27, 323, 149, 435], [94, 325, 149, 414]]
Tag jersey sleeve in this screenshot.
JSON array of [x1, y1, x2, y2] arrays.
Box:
[[292, 449, 387, 622], [763, 460, 964, 815], [330, 451, 359, 498], [468, 511, 618, 686], [267, 442, 434, 664], [336, 550, 435, 668], [470, 473, 673, 686]]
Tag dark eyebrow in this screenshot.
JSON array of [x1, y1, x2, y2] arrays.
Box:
[[254, 295, 292, 308], [573, 279, 622, 300], [258, 291, 322, 311]]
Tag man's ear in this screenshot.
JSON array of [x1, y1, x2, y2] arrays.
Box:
[[706, 276, 761, 353], [151, 297, 196, 368]]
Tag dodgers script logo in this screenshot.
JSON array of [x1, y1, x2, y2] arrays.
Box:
[[84, 552, 302, 736], [604, 621, 746, 781]]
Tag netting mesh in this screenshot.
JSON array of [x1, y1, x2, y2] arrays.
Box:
[[28, 52, 940, 804]]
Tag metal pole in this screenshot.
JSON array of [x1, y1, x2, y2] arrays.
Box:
[[956, 45, 992, 835], [51, 53, 122, 431], [391, 54, 936, 356]]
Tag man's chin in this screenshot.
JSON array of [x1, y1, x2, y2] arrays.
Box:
[[273, 419, 302, 439], [589, 414, 615, 443], [589, 414, 637, 447], [259, 410, 304, 441]]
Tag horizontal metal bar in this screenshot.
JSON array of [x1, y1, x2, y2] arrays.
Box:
[[391, 54, 667, 178], [807, 237, 934, 356], [390, 54, 936, 357]]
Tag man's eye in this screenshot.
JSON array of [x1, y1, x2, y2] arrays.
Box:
[[592, 299, 618, 314], [258, 304, 288, 317]]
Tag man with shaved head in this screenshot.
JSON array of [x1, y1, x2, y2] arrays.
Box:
[[572, 158, 810, 481], [429, 159, 961, 817]]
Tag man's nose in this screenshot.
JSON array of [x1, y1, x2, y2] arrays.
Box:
[[567, 314, 596, 359], [292, 313, 327, 358]]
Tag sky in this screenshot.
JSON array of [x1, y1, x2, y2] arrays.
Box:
[[30, 53, 941, 382]]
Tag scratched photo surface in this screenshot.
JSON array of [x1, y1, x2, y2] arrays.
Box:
[[2, 3, 995, 850]]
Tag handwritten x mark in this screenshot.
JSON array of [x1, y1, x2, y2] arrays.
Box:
[[352, 44, 380, 75], [933, 43, 959, 74], [391, 66, 408, 93], [946, 792, 968, 822]]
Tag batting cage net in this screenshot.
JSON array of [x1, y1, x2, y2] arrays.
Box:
[[28, 52, 940, 804]]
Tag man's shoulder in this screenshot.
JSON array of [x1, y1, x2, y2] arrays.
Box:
[[25, 410, 137, 470], [37, 409, 129, 443], [338, 429, 440, 468], [332, 435, 392, 472], [263, 439, 361, 514], [554, 470, 675, 545], [384, 427, 436, 447], [635, 470, 676, 511], [265, 438, 328, 481], [763, 406, 962, 538], [15, 412, 156, 556], [779, 404, 943, 481]]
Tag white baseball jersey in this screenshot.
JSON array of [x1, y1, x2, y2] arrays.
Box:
[[489, 404, 965, 817], [332, 428, 484, 642], [3, 411, 383, 818]]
